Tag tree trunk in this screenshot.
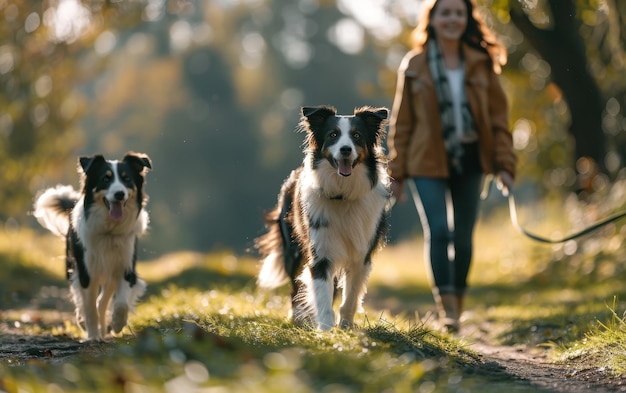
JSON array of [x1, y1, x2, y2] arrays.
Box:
[[509, 0, 607, 177]]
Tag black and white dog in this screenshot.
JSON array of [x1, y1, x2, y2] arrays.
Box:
[[34, 152, 152, 341], [256, 106, 390, 330]]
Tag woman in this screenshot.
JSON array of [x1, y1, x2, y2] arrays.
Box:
[[387, 0, 516, 332]]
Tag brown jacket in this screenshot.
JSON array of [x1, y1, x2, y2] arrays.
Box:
[[387, 43, 517, 181]]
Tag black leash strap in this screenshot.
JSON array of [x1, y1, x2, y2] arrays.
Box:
[[507, 193, 626, 244]]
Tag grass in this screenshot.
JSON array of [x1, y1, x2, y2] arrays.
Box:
[[0, 181, 625, 392]]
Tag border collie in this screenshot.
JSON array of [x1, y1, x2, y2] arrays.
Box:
[[256, 106, 390, 330], [34, 152, 152, 341]]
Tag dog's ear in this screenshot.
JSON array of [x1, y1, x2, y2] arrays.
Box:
[[300, 105, 337, 132], [301, 106, 336, 118], [123, 152, 152, 174], [78, 155, 106, 174], [354, 106, 389, 121], [354, 106, 389, 139], [371, 107, 389, 121]]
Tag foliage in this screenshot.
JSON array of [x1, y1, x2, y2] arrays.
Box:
[[2, 0, 625, 255], [0, 0, 146, 217]]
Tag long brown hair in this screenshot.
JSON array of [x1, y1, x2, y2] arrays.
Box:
[[410, 0, 507, 73]]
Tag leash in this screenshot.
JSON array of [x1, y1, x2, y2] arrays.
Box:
[[506, 193, 626, 244], [482, 176, 626, 244]]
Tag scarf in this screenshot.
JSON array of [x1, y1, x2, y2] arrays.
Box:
[[428, 40, 477, 173]]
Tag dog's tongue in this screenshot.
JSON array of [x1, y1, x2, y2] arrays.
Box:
[[338, 158, 353, 177], [109, 201, 124, 220]]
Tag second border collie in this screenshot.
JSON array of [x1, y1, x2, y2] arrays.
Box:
[[34, 152, 152, 341], [256, 106, 390, 330]]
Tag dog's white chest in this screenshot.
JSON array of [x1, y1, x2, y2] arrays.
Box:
[[72, 199, 147, 280], [305, 185, 387, 264]]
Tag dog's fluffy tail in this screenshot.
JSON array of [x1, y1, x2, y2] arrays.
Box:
[[129, 278, 147, 311], [33, 185, 80, 237], [256, 168, 302, 289], [256, 209, 290, 289]]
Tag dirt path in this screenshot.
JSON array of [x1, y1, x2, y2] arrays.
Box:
[[0, 328, 101, 365], [0, 286, 109, 365], [2, 287, 626, 392], [464, 321, 626, 393], [2, 319, 625, 392]]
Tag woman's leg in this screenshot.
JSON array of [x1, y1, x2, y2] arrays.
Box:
[[409, 166, 483, 332], [409, 178, 461, 331], [448, 170, 483, 297], [409, 178, 455, 295]]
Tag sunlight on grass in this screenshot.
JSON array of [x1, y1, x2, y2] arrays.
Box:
[[119, 282, 523, 393], [1, 192, 625, 391], [371, 198, 626, 371], [139, 250, 258, 283], [0, 225, 536, 391], [370, 239, 428, 287], [0, 227, 65, 278], [554, 297, 626, 376]]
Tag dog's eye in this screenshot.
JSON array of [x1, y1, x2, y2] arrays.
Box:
[[103, 175, 112, 183], [352, 131, 361, 139], [329, 131, 338, 138], [122, 175, 131, 182]]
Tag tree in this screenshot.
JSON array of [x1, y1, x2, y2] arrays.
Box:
[[0, 0, 143, 218], [508, 0, 619, 189]]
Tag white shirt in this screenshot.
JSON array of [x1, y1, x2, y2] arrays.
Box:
[[445, 67, 465, 141]]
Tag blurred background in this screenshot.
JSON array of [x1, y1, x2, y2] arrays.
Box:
[[1, 0, 625, 257]]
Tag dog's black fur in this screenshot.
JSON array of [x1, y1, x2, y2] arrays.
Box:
[[34, 152, 151, 340], [256, 106, 390, 330]]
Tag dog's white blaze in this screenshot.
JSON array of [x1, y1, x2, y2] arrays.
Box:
[[106, 161, 129, 202], [327, 117, 357, 162]]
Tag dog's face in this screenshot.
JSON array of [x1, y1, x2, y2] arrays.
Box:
[[301, 106, 388, 177], [79, 152, 152, 221]]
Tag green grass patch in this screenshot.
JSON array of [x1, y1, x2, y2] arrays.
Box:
[[552, 297, 626, 375], [1, 189, 625, 391]]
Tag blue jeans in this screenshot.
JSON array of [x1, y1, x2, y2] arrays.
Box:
[[408, 169, 483, 296]]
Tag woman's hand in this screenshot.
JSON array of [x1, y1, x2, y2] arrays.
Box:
[[390, 179, 406, 204], [496, 171, 514, 197]]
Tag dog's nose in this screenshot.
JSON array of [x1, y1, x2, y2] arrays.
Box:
[[340, 146, 352, 156], [114, 191, 125, 201]]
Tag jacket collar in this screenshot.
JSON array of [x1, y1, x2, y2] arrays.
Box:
[[461, 43, 491, 73], [404, 41, 490, 80]]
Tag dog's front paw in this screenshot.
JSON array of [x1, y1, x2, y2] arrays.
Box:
[[83, 333, 105, 342], [317, 311, 335, 331], [111, 304, 129, 334], [339, 319, 354, 330]]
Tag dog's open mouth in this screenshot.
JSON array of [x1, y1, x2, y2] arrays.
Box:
[[103, 198, 125, 220], [337, 158, 354, 177]]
